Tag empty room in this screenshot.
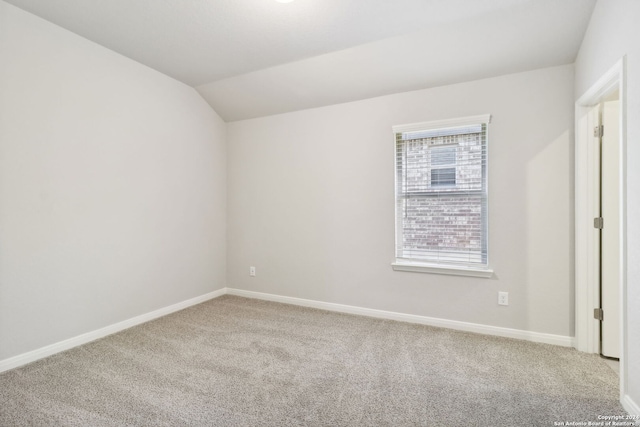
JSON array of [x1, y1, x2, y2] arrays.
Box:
[[1, 0, 639, 425]]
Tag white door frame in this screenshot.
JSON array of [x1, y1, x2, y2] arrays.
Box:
[[574, 58, 626, 400]]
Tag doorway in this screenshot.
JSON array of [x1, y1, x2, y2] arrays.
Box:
[[574, 58, 626, 401]]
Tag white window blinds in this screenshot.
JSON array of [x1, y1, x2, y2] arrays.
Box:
[[394, 115, 490, 267]]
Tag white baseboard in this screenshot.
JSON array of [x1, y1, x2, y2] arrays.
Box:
[[3, 285, 628, 414], [0, 288, 226, 373], [622, 394, 640, 416], [225, 288, 574, 347], [0, 286, 577, 374]]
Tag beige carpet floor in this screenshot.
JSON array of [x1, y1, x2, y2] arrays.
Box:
[[0, 295, 629, 426]]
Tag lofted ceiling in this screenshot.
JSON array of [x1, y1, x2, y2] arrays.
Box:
[[4, 0, 596, 121]]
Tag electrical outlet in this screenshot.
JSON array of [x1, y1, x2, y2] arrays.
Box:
[[249, 266, 256, 277], [498, 291, 509, 306]]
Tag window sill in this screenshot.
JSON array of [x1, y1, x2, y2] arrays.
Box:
[[391, 261, 494, 278]]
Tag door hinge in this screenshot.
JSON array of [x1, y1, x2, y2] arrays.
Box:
[[594, 308, 604, 321], [594, 125, 604, 138], [594, 217, 604, 229]]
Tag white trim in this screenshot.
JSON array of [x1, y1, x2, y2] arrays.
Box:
[[574, 57, 627, 403], [226, 288, 573, 347], [392, 114, 492, 133], [0, 288, 226, 373], [391, 261, 493, 278], [0, 286, 577, 375], [622, 394, 640, 416]]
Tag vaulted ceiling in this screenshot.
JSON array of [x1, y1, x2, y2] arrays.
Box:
[[4, 0, 596, 121]]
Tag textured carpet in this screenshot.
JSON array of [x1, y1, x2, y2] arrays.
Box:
[[0, 295, 629, 426]]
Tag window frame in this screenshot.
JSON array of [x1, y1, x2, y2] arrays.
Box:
[[391, 114, 493, 278]]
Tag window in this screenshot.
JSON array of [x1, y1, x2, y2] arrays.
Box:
[[392, 115, 492, 277], [430, 146, 457, 187]]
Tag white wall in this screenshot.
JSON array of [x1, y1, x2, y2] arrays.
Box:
[[574, 0, 640, 411], [227, 65, 575, 338], [0, 2, 226, 361]]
